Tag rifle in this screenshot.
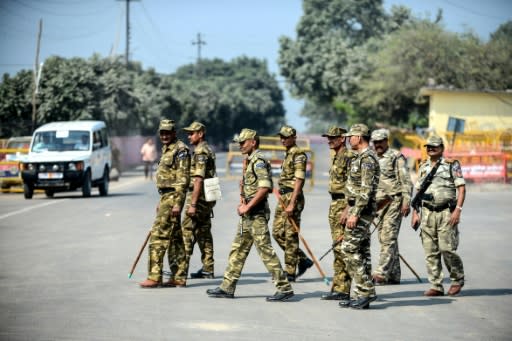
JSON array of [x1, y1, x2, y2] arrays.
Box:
[[128, 229, 151, 279], [273, 189, 330, 286], [411, 161, 441, 231]]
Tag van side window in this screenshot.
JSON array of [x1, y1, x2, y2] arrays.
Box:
[[93, 131, 102, 150], [100, 128, 109, 147]]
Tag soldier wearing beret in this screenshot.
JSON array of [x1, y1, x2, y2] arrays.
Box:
[[139, 119, 191, 288], [370, 129, 413, 285], [411, 135, 466, 297], [320, 126, 357, 301], [181, 121, 217, 280], [207, 128, 294, 301], [272, 125, 313, 282], [339, 124, 379, 309]]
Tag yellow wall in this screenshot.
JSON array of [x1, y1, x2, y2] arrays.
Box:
[[426, 91, 512, 134]]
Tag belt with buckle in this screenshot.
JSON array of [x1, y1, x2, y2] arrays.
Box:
[[158, 187, 175, 195], [278, 187, 294, 195], [330, 192, 345, 200], [422, 202, 450, 212]]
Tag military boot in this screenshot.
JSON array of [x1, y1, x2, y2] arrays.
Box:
[[297, 258, 313, 278], [190, 268, 214, 279]]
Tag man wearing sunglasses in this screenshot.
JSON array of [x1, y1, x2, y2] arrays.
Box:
[[411, 135, 466, 297]]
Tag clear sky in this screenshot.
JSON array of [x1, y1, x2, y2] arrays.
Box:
[[1, 0, 510, 132]]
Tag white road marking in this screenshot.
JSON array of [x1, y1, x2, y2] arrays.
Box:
[[0, 200, 66, 220], [0, 176, 144, 220]]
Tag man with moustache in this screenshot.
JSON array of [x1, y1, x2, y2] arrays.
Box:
[[371, 129, 412, 285], [139, 119, 190, 288], [206, 129, 294, 301]]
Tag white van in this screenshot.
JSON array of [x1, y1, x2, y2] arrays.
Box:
[[21, 121, 111, 199]]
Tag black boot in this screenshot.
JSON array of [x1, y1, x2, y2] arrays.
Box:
[[206, 287, 234, 298], [191, 268, 214, 279], [285, 271, 296, 282], [297, 258, 313, 278], [320, 292, 350, 301], [350, 296, 377, 309], [266, 291, 294, 302]]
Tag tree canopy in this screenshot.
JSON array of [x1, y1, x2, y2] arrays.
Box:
[[278, 0, 512, 129], [0, 55, 285, 143]]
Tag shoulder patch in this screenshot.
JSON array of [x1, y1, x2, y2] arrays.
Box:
[[254, 161, 266, 169], [452, 160, 463, 177], [177, 149, 188, 160], [196, 154, 207, 162]]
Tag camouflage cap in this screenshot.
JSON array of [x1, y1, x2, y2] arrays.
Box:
[[182, 121, 205, 132], [371, 128, 389, 141], [424, 135, 444, 147], [277, 125, 296, 137], [233, 128, 257, 143], [159, 119, 175, 131], [343, 123, 370, 137], [321, 126, 347, 137]]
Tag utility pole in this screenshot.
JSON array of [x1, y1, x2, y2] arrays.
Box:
[[117, 0, 139, 65], [192, 33, 206, 63], [192, 33, 206, 77], [31, 19, 42, 133]]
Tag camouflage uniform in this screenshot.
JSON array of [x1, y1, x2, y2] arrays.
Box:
[[147, 128, 190, 283], [219, 146, 292, 295], [181, 139, 217, 275], [416, 157, 465, 292], [272, 139, 309, 276], [327, 145, 357, 294], [342, 140, 379, 299], [372, 130, 413, 283]]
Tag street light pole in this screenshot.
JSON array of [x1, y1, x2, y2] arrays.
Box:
[[31, 19, 42, 133]]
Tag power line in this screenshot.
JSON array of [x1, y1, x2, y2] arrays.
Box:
[[10, 0, 117, 17], [442, 0, 511, 20]]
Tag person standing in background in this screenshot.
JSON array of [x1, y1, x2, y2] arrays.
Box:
[[141, 137, 157, 180]]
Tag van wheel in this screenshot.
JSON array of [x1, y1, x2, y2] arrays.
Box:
[[82, 171, 92, 197], [24, 183, 34, 199], [98, 167, 109, 196], [45, 190, 54, 198]]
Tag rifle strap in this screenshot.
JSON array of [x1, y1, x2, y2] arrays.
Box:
[[418, 160, 441, 195]]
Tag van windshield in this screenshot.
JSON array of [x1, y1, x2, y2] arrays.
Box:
[[32, 130, 90, 152]]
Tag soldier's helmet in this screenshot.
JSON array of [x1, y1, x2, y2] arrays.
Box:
[[159, 119, 175, 132], [183, 121, 205, 133], [424, 135, 444, 147], [343, 123, 370, 137], [370, 128, 389, 141], [277, 125, 296, 137], [321, 126, 347, 137], [233, 128, 257, 143]]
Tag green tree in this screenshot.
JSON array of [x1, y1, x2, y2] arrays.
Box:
[[0, 71, 33, 137], [278, 0, 392, 126]]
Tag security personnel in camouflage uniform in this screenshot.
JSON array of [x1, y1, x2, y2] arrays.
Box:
[[371, 129, 412, 285], [411, 135, 465, 297], [207, 128, 294, 301], [139, 119, 190, 288], [339, 124, 379, 309], [272, 125, 313, 282], [320, 126, 357, 301], [181, 121, 216, 279]]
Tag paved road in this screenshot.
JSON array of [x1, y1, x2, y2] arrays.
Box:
[[0, 168, 511, 340]]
